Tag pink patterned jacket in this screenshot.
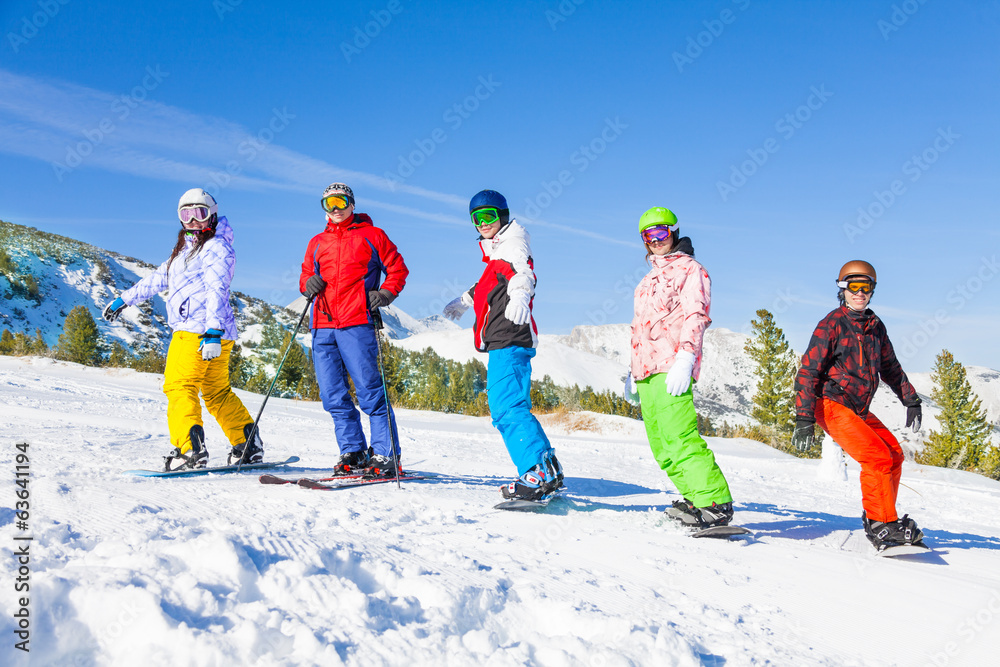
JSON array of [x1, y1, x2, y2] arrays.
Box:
[[630, 250, 712, 382]]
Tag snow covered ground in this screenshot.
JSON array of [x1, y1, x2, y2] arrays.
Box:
[[2, 356, 1000, 666]]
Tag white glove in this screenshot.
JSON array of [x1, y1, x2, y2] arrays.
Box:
[[199, 329, 223, 361], [505, 291, 531, 326], [443, 291, 473, 321], [624, 370, 640, 406], [664, 350, 696, 396]]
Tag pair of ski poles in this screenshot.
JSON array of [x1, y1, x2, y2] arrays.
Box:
[[240, 295, 402, 489]]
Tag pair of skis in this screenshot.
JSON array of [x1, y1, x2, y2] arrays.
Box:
[[259, 470, 431, 490]]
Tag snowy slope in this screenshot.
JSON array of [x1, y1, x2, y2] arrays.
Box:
[[3, 356, 1000, 666]]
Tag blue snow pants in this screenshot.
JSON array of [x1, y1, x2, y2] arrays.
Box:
[[312, 325, 399, 458], [487, 346, 552, 474]]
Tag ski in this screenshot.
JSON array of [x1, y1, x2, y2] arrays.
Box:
[[124, 456, 300, 478], [493, 489, 563, 512], [690, 525, 753, 539], [259, 471, 369, 485], [296, 472, 432, 490], [878, 542, 931, 558]]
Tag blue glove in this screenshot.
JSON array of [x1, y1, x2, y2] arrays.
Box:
[[102, 297, 126, 322], [199, 329, 224, 361]]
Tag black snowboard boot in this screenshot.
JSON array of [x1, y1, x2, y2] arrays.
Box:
[[164, 425, 208, 471], [696, 502, 734, 528], [229, 423, 264, 465], [665, 498, 701, 525], [863, 512, 924, 550], [666, 499, 733, 528]]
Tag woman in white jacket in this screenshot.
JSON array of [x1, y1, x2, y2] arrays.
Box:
[[103, 189, 262, 470]]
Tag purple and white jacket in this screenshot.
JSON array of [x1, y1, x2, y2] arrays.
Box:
[[121, 216, 238, 340]]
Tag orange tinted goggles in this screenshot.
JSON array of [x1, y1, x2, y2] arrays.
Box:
[[838, 280, 874, 294]]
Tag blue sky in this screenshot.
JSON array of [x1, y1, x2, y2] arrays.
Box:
[[2, 0, 999, 372]]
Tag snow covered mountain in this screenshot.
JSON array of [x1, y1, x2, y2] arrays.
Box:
[[2, 355, 999, 666], [0, 220, 302, 357]]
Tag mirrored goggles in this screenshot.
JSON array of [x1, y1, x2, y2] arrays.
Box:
[[179, 206, 212, 223], [322, 194, 353, 212], [838, 279, 875, 294], [471, 207, 501, 227], [640, 225, 675, 245]]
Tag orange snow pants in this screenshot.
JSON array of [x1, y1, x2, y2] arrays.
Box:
[[815, 398, 904, 523]]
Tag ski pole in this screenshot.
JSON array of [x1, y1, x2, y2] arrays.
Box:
[[371, 307, 402, 489], [238, 295, 313, 471]]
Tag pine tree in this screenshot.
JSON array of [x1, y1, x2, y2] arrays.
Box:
[[917, 350, 992, 470], [55, 305, 101, 365], [106, 340, 134, 368], [0, 329, 13, 355], [744, 309, 797, 434]]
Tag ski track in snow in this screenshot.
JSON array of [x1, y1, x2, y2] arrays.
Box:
[[2, 357, 1000, 666]]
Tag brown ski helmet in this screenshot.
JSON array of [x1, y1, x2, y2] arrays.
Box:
[[837, 260, 877, 283]]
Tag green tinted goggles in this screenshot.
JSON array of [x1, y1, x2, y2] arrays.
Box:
[[471, 207, 501, 227]]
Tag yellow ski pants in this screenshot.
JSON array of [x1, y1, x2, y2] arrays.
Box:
[[163, 331, 252, 454]]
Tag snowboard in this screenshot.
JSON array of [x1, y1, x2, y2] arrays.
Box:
[[493, 490, 563, 511], [690, 525, 753, 539], [878, 542, 931, 558], [124, 456, 300, 478]]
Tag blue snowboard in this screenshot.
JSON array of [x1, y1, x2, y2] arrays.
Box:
[[124, 456, 299, 478]]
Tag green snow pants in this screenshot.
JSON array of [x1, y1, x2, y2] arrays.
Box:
[[637, 374, 733, 508]]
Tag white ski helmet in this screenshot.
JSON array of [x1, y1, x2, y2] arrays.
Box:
[[177, 188, 218, 218]]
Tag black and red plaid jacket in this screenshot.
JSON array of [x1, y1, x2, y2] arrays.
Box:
[[795, 306, 920, 421]]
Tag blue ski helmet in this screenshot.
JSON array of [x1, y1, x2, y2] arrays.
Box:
[[469, 189, 510, 228]]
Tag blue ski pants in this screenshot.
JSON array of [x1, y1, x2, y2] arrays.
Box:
[[487, 346, 553, 474], [312, 325, 399, 458]]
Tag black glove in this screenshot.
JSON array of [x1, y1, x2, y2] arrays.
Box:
[[367, 288, 395, 310], [304, 274, 326, 298], [792, 419, 816, 452], [102, 297, 126, 322], [906, 404, 922, 432]]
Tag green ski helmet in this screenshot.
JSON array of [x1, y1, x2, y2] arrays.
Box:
[[638, 207, 678, 232]]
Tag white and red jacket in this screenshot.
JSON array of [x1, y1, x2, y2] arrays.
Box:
[[630, 243, 712, 381], [467, 220, 539, 352]]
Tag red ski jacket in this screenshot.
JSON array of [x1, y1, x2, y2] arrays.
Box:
[[299, 214, 408, 329], [795, 306, 920, 421]]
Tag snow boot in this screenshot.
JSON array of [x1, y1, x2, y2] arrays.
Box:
[[697, 502, 734, 528], [229, 423, 264, 465], [333, 449, 371, 475], [164, 425, 208, 471], [863, 512, 924, 550], [500, 464, 556, 501], [542, 451, 564, 491], [666, 499, 733, 528], [665, 498, 700, 525], [367, 454, 400, 479]]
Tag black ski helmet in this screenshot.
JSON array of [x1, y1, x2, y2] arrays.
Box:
[[469, 189, 510, 228]]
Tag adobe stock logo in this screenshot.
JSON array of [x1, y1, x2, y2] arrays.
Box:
[[716, 85, 833, 202]]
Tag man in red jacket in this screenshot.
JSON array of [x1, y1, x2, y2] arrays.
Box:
[[300, 183, 409, 476], [793, 260, 924, 551]]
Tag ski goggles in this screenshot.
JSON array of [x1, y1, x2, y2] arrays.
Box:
[[322, 194, 353, 212], [640, 225, 676, 245], [471, 207, 501, 227], [838, 279, 875, 294], [179, 206, 213, 224]]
